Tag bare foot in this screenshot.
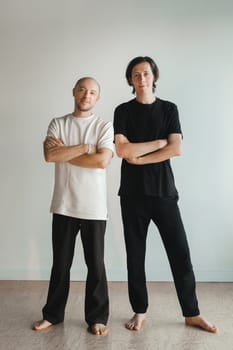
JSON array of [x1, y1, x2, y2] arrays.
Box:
[[89, 323, 109, 336], [185, 316, 218, 333], [32, 320, 53, 331], [125, 313, 146, 331]]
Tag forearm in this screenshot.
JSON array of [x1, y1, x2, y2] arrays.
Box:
[[116, 139, 166, 158], [69, 149, 113, 169], [126, 134, 182, 165], [136, 143, 181, 164], [44, 144, 88, 162]]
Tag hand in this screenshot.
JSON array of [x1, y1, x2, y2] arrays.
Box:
[[44, 137, 64, 149], [125, 157, 142, 165]]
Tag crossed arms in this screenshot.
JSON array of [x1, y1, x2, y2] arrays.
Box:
[[114, 133, 182, 165], [43, 137, 113, 169], [44, 132, 181, 168]]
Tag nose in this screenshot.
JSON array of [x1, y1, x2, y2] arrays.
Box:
[[83, 90, 90, 98], [139, 74, 145, 82]]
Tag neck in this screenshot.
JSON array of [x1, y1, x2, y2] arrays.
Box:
[[72, 109, 93, 118], [135, 92, 156, 104]]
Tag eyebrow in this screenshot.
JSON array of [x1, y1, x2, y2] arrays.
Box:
[[134, 68, 150, 73], [133, 70, 150, 74], [78, 86, 98, 93]]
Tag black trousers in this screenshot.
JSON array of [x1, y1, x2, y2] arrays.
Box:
[[42, 214, 109, 326], [120, 196, 200, 317]]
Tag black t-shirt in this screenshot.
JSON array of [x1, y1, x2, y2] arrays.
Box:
[[113, 98, 182, 198]]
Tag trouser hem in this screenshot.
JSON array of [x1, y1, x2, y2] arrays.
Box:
[[183, 312, 200, 318], [42, 312, 64, 325]]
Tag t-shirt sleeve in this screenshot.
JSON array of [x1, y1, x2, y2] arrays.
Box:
[[166, 104, 182, 136], [113, 104, 128, 136], [46, 118, 60, 139], [97, 121, 114, 152]]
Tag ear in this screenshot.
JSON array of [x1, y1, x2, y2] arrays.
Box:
[[72, 88, 76, 96]]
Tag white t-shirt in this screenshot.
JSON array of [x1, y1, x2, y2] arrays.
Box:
[[46, 113, 114, 220]]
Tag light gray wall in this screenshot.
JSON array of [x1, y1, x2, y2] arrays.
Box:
[[0, 0, 232, 281]]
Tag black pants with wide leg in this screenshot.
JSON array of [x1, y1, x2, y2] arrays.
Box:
[[120, 196, 200, 317], [42, 214, 109, 326]]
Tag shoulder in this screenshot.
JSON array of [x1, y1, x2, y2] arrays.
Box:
[[156, 98, 177, 112], [114, 99, 134, 113], [49, 114, 71, 125], [94, 115, 113, 127], [92, 116, 113, 135], [47, 115, 73, 137], [156, 99, 179, 120]]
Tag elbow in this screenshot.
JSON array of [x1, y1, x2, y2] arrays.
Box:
[[115, 147, 127, 159], [169, 143, 182, 158], [98, 153, 113, 169], [114, 143, 126, 158], [44, 154, 51, 162], [45, 158, 54, 163], [175, 144, 182, 157], [98, 158, 111, 169], [116, 150, 124, 158], [44, 153, 55, 162], [44, 148, 53, 162]]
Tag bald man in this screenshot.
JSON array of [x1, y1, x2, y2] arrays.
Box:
[[33, 77, 114, 336]]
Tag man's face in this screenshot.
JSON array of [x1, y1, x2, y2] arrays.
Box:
[[130, 62, 155, 94], [73, 78, 100, 112]]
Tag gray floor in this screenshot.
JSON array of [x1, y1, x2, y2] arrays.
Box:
[[0, 281, 232, 350]]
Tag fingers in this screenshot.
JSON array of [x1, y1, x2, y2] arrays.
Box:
[[44, 137, 64, 149], [125, 157, 138, 164]]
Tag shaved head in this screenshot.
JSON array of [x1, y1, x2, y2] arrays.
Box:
[[74, 77, 100, 93]]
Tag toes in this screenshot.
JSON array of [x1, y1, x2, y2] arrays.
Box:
[[125, 317, 145, 331], [90, 325, 99, 335], [206, 324, 218, 333], [90, 324, 108, 336], [99, 326, 108, 335], [125, 322, 134, 330], [185, 316, 218, 333]]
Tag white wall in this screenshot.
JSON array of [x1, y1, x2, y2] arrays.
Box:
[[0, 0, 232, 281]]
